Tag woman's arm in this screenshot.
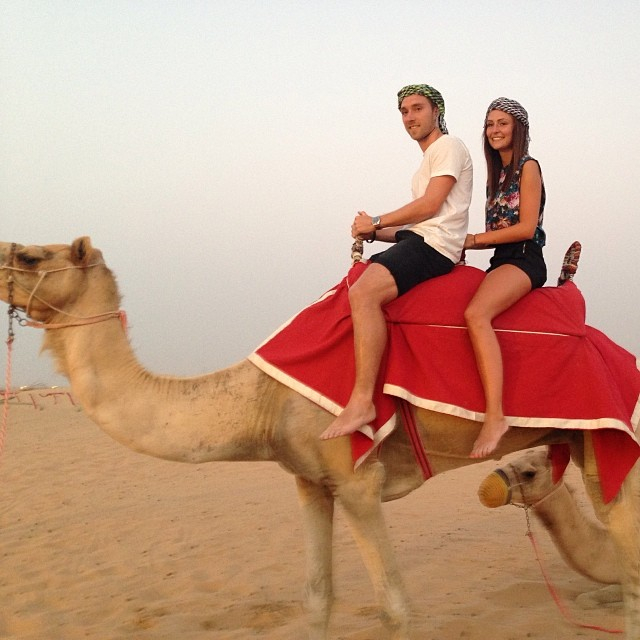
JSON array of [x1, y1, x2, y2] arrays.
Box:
[[468, 160, 542, 249]]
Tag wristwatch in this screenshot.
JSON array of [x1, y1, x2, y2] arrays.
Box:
[[371, 216, 383, 229]]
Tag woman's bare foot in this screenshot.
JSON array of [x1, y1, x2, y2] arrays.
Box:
[[319, 401, 376, 440], [470, 417, 509, 458]]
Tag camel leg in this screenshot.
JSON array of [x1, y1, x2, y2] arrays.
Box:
[[337, 462, 410, 640], [296, 475, 335, 640], [607, 480, 640, 640], [580, 436, 640, 639]]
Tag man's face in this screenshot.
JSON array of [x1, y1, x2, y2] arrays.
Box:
[[400, 94, 438, 143]]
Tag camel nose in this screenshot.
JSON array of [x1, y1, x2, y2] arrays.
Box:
[[478, 470, 511, 508]]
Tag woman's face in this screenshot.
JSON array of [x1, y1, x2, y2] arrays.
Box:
[[485, 109, 515, 152]]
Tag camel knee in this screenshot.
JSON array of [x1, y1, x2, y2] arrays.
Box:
[[338, 463, 386, 506]]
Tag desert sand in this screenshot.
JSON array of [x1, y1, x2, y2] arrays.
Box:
[[0, 388, 624, 639]]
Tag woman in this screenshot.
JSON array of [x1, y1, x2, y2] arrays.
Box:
[[464, 97, 546, 458]]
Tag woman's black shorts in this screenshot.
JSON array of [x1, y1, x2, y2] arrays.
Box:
[[487, 240, 547, 289], [369, 229, 455, 296]]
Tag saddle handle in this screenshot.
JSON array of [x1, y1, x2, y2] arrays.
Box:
[[351, 237, 364, 265]]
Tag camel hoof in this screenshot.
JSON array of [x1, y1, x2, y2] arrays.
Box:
[[576, 585, 622, 610]]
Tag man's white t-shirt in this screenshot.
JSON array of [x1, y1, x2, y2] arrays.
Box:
[[408, 135, 473, 263]]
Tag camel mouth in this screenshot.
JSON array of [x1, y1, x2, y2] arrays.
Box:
[[477, 469, 512, 508]]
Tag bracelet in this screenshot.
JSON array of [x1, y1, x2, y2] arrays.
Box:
[[366, 231, 377, 243], [472, 234, 477, 248]]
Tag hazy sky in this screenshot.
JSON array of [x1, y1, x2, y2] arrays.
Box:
[[1, 0, 639, 387]]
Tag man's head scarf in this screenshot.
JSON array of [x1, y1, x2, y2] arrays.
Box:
[[397, 84, 448, 134], [485, 97, 529, 127]]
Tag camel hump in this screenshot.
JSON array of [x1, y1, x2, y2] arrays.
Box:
[[557, 241, 581, 286]]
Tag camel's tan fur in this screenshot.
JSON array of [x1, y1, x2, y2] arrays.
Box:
[[480, 449, 621, 584], [0, 237, 638, 640]]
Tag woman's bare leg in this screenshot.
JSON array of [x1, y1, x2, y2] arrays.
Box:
[[465, 265, 532, 458]]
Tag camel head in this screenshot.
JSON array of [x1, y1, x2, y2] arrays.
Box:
[[0, 237, 119, 324], [477, 449, 560, 508]]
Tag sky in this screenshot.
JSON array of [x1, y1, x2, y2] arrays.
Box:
[[1, 0, 639, 388]]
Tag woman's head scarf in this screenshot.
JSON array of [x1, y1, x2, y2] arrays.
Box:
[[485, 97, 529, 127], [485, 97, 530, 148]]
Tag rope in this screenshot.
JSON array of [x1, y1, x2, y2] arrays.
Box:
[[0, 259, 126, 332], [0, 253, 126, 460], [525, 525, 622, 634], [22, 309, 127, 331], [399, 399, 432, 480], [4, 261, 114, 323], [0, 250, 17, 460], [510, 463, 622, 635], [0, 334, 12, 459]]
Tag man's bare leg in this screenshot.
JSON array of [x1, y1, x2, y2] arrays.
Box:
[[320, 264, 398, 440]]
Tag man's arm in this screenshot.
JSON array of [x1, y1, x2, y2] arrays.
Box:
[[353, 174, 456, 238]]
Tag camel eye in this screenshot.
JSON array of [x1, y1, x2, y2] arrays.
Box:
[[522, 470, 536, 479], [17, 253, 40, 267]]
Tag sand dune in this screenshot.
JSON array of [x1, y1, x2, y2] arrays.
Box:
[[0, 390, 623, 639]]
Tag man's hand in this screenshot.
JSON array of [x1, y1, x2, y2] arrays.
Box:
[[352, 211, 375, 238]]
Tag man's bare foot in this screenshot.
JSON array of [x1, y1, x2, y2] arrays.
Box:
[[470, 417, 509, 458], [319, 402, 376, 440]]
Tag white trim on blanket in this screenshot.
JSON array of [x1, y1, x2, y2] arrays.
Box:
[[257, 305, 582, 357], [385, 383, 640, 444], [354, 413, 397, 469], [393, 323, 581, 338], [249, 352, 343, 417], [248, 346, 640, 469], [251, 288, 338, 352], [248, 352, 397, 467], [631, 358, 640, 433]]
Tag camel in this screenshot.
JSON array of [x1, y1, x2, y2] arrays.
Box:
[[0, 236, 638, 640], [478, 448, 627, 612], [478, 448, 620, 585]]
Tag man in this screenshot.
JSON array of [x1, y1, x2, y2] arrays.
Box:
[[320, 84, 473, 440]]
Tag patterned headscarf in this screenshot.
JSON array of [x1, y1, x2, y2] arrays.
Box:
[[485, 97, 529, 128], [397, 84, 448, 134]]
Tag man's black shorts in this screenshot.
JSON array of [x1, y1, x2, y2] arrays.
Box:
[[369, 229, 455, 296], [487, 240, 547, 290]]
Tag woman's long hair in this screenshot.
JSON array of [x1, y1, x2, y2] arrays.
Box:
[[483, 115, 529, 198]]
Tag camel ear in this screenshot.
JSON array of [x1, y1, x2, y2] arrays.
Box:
[[70, 237, 94, 266]]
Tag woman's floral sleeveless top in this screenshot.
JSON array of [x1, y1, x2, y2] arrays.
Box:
[[485, 155, 546, 247]]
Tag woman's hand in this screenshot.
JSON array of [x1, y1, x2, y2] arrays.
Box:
[[463, 233, 477, 249]]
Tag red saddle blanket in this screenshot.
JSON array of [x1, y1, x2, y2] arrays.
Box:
[[249, 262, 640, 502]]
